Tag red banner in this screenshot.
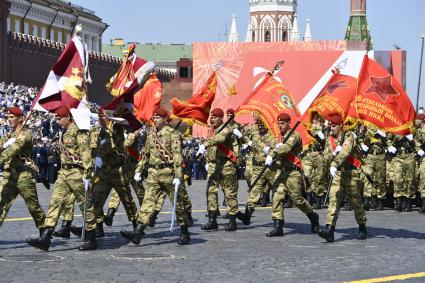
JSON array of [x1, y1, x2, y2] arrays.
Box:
[[133, 74, 163, 122], [355, 55, 415, 134], [171, 71, 217, 125]]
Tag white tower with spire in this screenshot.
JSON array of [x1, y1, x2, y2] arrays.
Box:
[[290, 13, 300, 41], [304, 19, 313, 41], [228, 14, 239, 43]]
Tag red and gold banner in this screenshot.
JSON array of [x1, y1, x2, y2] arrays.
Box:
[[133, 74, 163, 122], [355, 55, 415, 135], [171, 71, 217, 125]]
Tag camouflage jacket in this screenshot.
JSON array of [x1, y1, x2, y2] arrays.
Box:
[[96, 122, 127, 168], [271, 129, 302, 169], [0, 129, 33, 171], [205, 125, 237, 163], [251, 128, 276, 164], [326, 131, 361, 169]]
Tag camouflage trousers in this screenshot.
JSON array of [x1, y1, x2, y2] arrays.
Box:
[[393, 154, 416, 198], [302, 151, 325, 196], [0, 171, 45, 228], [246, 165, 276, 208], [58, 192, 75, 222], [362, 153, 386, 199], [271, 169, 313, 221], [244, 155, 253, 186], [92, 167, 138, 223], [326, 169, 367, 227], [44, 168, 96, 231], [418, 159, 425, 198], [155, 183, 192, 213], [206, 160, 239, 215], [137, 168, 186, 226]]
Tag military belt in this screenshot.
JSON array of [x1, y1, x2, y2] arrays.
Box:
[[61, 164, 82, 170], [369, 148, 385, 155], [150, 163, 173, 169], [4, 165, 31, 173]]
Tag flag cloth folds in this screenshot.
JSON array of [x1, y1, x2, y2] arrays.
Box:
[[106, 44, 155, 97], [171, 71, 217, 125], [354, 55, 415, 135], [303, 71, 358, 130], [133, 74, 163, 122], [100, 92, 142, 131], [32, 34, 90, 112]]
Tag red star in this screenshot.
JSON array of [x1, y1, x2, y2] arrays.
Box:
[[326, 80, 347, 94], [365, 75, 398, 102]]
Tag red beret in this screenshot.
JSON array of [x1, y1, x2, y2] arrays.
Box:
[[416, 114, 425, 120], [327, 114, 343, 125], [7, 107, 24, 117], [226, 108, 235, 115], [153, 107, 169, 118], [211, 108, 224, 118], [277, 112, 291, 122], [54, 106, 71, 117]]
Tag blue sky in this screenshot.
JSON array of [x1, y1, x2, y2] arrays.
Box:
[[73, 0, 425, 107]]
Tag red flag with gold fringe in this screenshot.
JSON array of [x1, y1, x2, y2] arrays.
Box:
[[133, 74, 163, 122]]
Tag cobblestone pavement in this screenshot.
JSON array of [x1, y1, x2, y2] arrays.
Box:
[[1, 180, 425, 283]]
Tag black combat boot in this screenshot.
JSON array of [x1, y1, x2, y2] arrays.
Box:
[[70, 225, 83, 237], [376, 198, 384, 211], [53, 220, 71, 238], [95, 222, 104, 238], [201, 211, 218, 230], [78, 229, 97, 251], [148, 210, 160, 227], [284, 197, 293, 208], [318, 224, 335, 242], [404, 198, 412, 212], [178, 226, 191, 245], [104, 208, 116, 226], [314, 195, 322, 209], [419, 198, 425, 214], [395, 197, 403, 212], [307, 192, 315, 206], [225, 215, 237, 231], [266, 220, 284, 237], [120, 223, 147, 245], [363, 197, 370, 211], [27, 228, 53, 251], [307, 212, 320, 233], [358, 224, 367, 240], [243, 206, 255, 225], [236, 211, 249, 225]]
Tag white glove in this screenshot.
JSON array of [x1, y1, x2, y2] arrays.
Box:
[[376, 130, 386, 138], [95, 157, 103, 169], [100, 139, 107, 146], [233, 128, 243, 139], [316, 131, 325, 140], [247, 140, 253, 147], [406, 134, 414, 141], [275, 142, 283, 149], [360, 143, 369, 153], [265, 155, 273, 166], [205, 164, 209, 172], [83, 179, 91, 187], [242, 144, 248, 150], [196, 144, 206, 156], [134, 172, 142, 182], [330, 166, 337, 177], [263, 146, 271, 155], [172, 178, 181, 187], [418, 149, 425, 157], [2, 138, 16, 149], [388, 146, 397, 154], [333, 145, 342, 156]]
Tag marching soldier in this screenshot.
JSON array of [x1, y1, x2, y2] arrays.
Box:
[[415, 114, 425, 213], [27, 106, 98, 251], [199, 108, 246, 231], [317, 114, 367, 242], [90, 110, 139, 237], [0, 107, 46, 234], [120, 107, 191, 245], [52, 193, 75, 238], [265, 113, 319, 237]]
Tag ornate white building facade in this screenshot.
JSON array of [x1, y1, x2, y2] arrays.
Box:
[[247, 0, 297, 42], [5, 0, 108, 52]]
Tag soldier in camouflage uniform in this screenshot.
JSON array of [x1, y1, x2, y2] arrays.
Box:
[[265, 113, 319, 237], [318, 114, 367, 242], [359, 127, 387, 211], [388, 132, 416, 211], [0, 107, 45, 234], [243, 116, 276, 225], [27, 106, 97, 251], [121, 107, 191, 245], [90, 111, 139, 237], [200, 108, 247, 231], [415, 114, 425, 213], [52, 192, 75, 238]]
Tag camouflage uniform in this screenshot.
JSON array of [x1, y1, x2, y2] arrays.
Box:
[[91, 122, 138, 228], [415, 124, 425, 213], [324, 132, 367, 227], [242, 124, 257, 186], [0, 130, 45, 229]]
